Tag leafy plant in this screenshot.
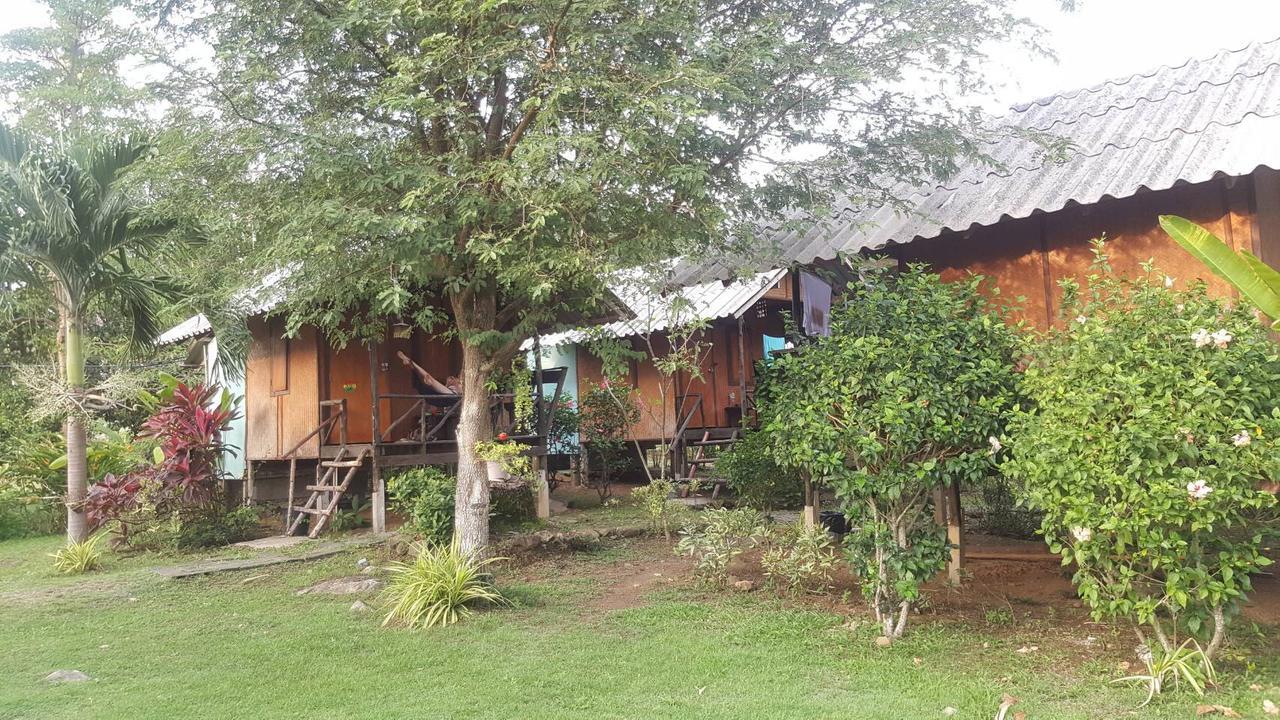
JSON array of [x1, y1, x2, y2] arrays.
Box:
[[1113, 639, 1216, 707], [381, 542, 508, 629], [387, 467, 456, 545], [474, 438, 532, 483], [50, 532, 106, 574], [1160, 215, 1280, 327], [760, 523, 838, 594], [83, 379, 240, 547], [762, 265, 1022, 639], [718, 430, 803, 511], [578, 380, 639, 500], [0, 475, 61, 540], [674, 507, 767, 587], [631, 479, 677, 540], [330, 497, 371, 532], [1003, 242, 1280, 661]]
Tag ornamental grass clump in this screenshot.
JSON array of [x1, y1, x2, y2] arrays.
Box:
[[1003, 240, 1280, 662], [50, 532, 106, 574], [761, 265, 1022, 639], [381, 542, 508, 629]]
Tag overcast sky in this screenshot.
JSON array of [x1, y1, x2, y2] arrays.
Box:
[[2, 0, 1279, 112]]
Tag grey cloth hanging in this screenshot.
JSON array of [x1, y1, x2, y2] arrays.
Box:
[[800, 271, 832, 337]]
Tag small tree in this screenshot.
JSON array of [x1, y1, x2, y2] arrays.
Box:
[[1002, 243, 1280, 661], [578, 380, 638, 500], [762, 266, 1021, 639]]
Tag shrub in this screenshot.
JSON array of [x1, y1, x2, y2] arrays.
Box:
[[1003, 245, 1280, 661], [761, 523, 838, 593], [0, 475, 61, 540], [83, 379, 239, 549], [762, 266, 1022, 639], [381, 541, 508, 629], [674, 507, 767, 586], [579, 381, 639, 500], [718, 430, 803, 511], [387, 466, 455, 545], [631, 478, 677, 539], [50, 533, 106, 574]]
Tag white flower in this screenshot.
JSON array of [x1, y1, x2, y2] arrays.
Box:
[[1164, 275, 1175, 288], [1192, 328, 1212, 348], [1071, 526, 1093, 543], [1187, 480, 1213, 500], [987, 436, 1003, 454], [1212, 328, 1233, 348], [1232, 430, 1252, 447], [1075, 315, 1088, 325], [1176, 303, 1186, 313]]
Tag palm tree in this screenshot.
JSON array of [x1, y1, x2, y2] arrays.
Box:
[[0, 124, 185, 542]]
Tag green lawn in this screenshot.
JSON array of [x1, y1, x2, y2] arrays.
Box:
[[1, 534, 1277, 720]]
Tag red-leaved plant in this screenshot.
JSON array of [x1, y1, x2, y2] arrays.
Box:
[[85, 379, 239, 536]]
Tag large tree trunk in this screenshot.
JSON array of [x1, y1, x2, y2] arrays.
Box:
[[453, 343, 492, 555], [450, 287, 498, 556], [64, 312, 89, 543]]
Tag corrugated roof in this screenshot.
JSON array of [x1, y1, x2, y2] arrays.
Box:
[[155, 313, 211, 346], [536, 268, 785, 348], [674, 35, 1280, 285]]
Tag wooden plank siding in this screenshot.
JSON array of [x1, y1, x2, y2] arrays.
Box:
[[897, 178, 1256, 328], [245, 317, 321, 460]]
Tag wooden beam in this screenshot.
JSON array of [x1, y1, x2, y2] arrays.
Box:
[[736, 316, 747, 425], [533, 454, 550, 520], [368, 343, 386, 534], [802, 472, 819, 528]]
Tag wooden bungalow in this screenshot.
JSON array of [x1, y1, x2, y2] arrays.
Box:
[[161, 280, 576, 537]]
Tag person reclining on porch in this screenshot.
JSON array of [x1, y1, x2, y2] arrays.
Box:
[[396, 351, 461, 441]]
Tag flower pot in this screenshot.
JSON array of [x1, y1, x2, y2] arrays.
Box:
[[486, 461, 510, 483]]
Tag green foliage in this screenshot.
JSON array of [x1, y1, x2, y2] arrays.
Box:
[[1003, 245, 1280, 657], [490, 485, 536, 529], [973, 479, 1042, 540], [578, 381, 639, 499], [1160, 215, 1280, 328], [719, 430, 803, 511], [1113, 639, 1217, 707], [631, 479, 678, 540], [381, 542, 508, 629], [674, 508, 767, 587], [761, 266, 1022, 638], [760, 523, 838, 594], [387, 467, 456, 545], [474, 440, 532, 482], [0, 476, 60, 540], [50, 532, 106, 573]]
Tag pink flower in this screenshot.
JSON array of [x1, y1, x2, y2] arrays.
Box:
[[1212, 329, 1233, 348], [1232, 430, 1251, 447]]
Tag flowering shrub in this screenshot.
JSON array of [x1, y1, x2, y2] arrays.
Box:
[[1002, 242, 1280, 659], [762, 266, 1022, 639]]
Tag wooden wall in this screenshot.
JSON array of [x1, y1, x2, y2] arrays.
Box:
[[245, 317, 321, 460], [896, 177, 1257, 328], [574, 302, 789, 442]]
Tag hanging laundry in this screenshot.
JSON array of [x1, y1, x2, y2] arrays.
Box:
[[800, 271, 832, 336]]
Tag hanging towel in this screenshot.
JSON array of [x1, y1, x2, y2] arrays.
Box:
[[762, 334, 786, 359], [800, 271, 832, 336]]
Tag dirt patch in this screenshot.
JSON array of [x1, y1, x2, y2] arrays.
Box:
[[0, 577, 132, 607], [588, 552, 695, 610]]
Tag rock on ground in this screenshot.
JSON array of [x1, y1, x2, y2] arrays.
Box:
[[296, 576, 385, 596], [45, 670, 91, 683]]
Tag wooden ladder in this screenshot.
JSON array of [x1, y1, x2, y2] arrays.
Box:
[[682, 428, 740, 498], [286, 446, 371, 538]]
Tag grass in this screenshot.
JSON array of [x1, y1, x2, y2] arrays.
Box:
[[0, 533, 1277, 720]]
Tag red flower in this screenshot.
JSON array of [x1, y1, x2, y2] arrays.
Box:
[[497, 432, 509, 441]]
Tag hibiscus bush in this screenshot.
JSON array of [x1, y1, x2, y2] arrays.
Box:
[[762, 266, 1022, 639], [1002, 242, 1280, 659]]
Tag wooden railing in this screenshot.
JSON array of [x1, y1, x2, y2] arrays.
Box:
[[285, 399, 348, 531], [670, 393, 704, 479]]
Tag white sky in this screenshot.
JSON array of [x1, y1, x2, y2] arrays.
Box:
[[2, 0, 1279, 113]]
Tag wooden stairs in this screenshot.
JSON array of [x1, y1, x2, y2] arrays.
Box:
[[286, 446, 371, 539]]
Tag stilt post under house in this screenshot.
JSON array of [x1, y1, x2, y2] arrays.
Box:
[[369, 343, 385, 533]]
